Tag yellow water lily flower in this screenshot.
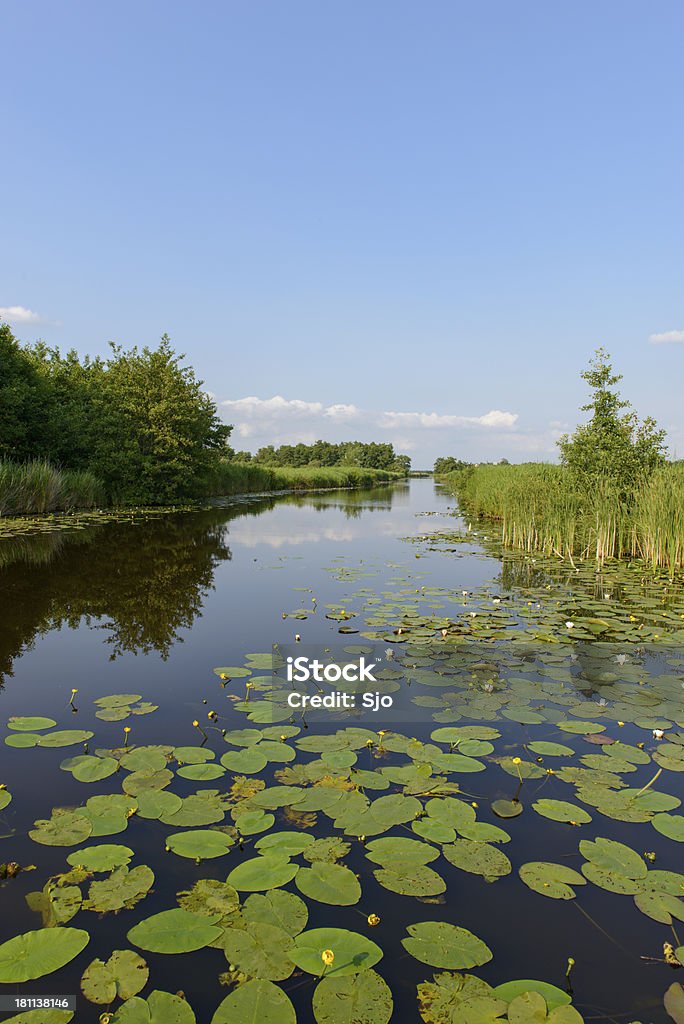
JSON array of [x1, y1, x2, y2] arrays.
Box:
[[367, 914, 380, 927], [321, 949, 335, 967]]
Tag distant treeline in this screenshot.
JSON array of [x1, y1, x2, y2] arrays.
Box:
[[234, 440, 410, 474]]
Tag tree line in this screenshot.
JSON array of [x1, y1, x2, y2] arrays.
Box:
[[234, 440, 411, 474]]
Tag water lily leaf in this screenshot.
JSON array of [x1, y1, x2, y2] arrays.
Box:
[[161, 793, 225, 827], [222, 921, 295, 980], [214, 666, 252, 678], [5, 732, 41, 748], [76, 794, 137, 836], [304, 837, 352, 864], [579, 837, 647, 879], [519, 862, 586, 900], [313, 970, 393, 1024], [67, 844, 133, 872], [457, 822, 511, 844], [71, 756, 119, 783], [173, 746, 216, 764], [96, 707, 131, 722], [402, 921, 492, 969], [652, 814, 684, 842], [176, 879, 240, 932], [30, 809, 93, 846], [0, 789, 12, 811], [664, 983, 684, 1024], [228, 855, 299, 891], [340, 794, 422, 837], [243, 890, 308, 936], [94, 694, 142, 708], [248, 786, 306, 809], [296, 863, 362, 905], [507, 991, 548, 1023], [527, 742, 575, 757], [136, 790, 183, 820], [166, 829, 234, 860], [292, 928, 383, 977], [374, 865, 446, 897], [120, 748, 170, 772], [26, 884, 82, 927], [558, 721, 606, 734], [7, 716, 57, 732], [84, 865, 154, 912], [177, 763, 226, 781], [224, 728, 263, 747], [366, 837, 439, 867], [80, 949, 149, 1004], [221, 748, 268, 774], [122, 768, 173, 796], [37, 730, 94, 747], [493, 979, 571, 1009], [0, 927, 89, 982], [1, 1012, 74, 1023], [581, 863, 642, 894], [412, 818, 456, 843], [633, 891, 684, 924], [425, 797, 477, 829], [109, 990, 196, 1023], [128, 909, 223, 953], [255, 831, 315, 856], [233, 809, 275, 836], [417, 970, 506, 1023], [532, 800, 592, 825], [492, 799, 523, 819], [210, 980, 296, 1024], [442, 840, 511, 880]]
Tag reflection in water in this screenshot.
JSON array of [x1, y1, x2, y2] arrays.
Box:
[[0, 485, 407, 680]]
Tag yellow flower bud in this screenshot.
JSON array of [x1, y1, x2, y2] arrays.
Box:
[[367, 914, 380, 927], [321, 949, 335, 967]]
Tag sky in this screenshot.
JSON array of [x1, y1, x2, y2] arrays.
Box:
[[2, 2, 683, 467]]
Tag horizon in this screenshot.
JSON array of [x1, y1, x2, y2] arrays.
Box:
[[3, 2, 683, 465]]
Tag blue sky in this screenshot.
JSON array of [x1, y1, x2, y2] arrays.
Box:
[[2, 2, 683, 466]]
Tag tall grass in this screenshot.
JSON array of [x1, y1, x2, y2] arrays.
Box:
[[203, 462, 404, 496], [439, 462, 684, 572], [0, 460, 105, 516]]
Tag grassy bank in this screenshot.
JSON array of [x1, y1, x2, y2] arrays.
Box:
[[439, 462, 684, 571], [204, 461, 404, 495], [0, 459, 105, 516], [0, 459, 404, 517]]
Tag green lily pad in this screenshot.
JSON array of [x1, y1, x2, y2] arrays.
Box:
[[374, 864, 446, 897], [67, 844, 133, 872], [109, 990, 196, 1023], [0, 927, 89, 982], [402, 921, 492, 969], [177, 763, 226, 781], [122, 768, 173, 796], [492, 980, 571, 1009], [527, 742, 575, 757], [136, 790, 183, 820], [579, 837, 647, 879], [652, 814, 684, 842], [227, 855, 299, 892], [210, 980, 295, 1024], [128, 909, 223, 953], [0, 789, 12, 811], [312, 970, 393, 1024], [243, 890, 308, 936], [222, 922, 295, 981], [173, 746, 216, 765], [633, 890, 684, 924], [26, 884, 82, 927], [71, 756, 119, 783], [5, 732, 41, 748], [94, 694, 142, 708], [532, 800, 592, 824], [292, 928, 383, 977], [492, 798, 524, 819], [80, 949, 149, 1004], [296, 863, 362, 906], [76, 794, 137, 836], [29, 809, 93, 846], [519, 862, 587, 900], [84, 865, 154, 912], [412, 818, 456, 843], [7, 716, 57, 732], [166, 830, 234, 860], [120, 748, 170, 772], [442, 840, 511, 879], [255, 831, 315, 856]]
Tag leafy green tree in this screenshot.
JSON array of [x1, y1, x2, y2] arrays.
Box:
[[558, 348, 667, 490], [0, 324, 50, 459], [434, 456, 469, 474]]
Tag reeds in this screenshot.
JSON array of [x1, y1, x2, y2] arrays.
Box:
[[0, 460, 105, 516], [440, 462, 684, 572], [203, 462, 403, 496]]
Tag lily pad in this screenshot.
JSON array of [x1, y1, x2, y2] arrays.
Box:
[[128, 909, 223, 953], [0, 927, 89, 982], [29, 809, 93, 846], [222, 922, 295, 981], [210, 980, 295, 1024], [84, 865, 154, 912], [227, 855, 299, 892], [312, 970, 393, 1024], [80, 949, 149, 1004], [67, 844, 133, 872], [402, 921, 492, 969], [166, 830, 234, 860], [532, 800, 592, 825], [7, 716, 57, 732], [442, 840, 511, 879], [296, 863, 362, 905], [519, 862, 586, 900], [243, 890, 308, 936], [292, 928, 383, 977], [109, 990, 196, 1023]]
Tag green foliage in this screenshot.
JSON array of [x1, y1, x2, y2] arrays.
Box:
[[251, 439, 410, 473], [433, 456, 470, 475], [558, 348, 666, 490]]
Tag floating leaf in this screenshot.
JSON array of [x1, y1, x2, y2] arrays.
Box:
[[29, 809, 93, 846], [492, 979, 571, 1009], [442, 840, 511, 879], [532, 800, 592, 825], [177, 763, 226, 781], [402, 921, 492, 969], [652, 814, 684, 842], [492, 799, 523, 819], [374, 865, 446, 897], [0, 927, 89, 982], [109, 990, 196, 1023], [71, 756, 119, 783], [37, 730, 94, 747], [120, 748, 169, 772], [166, 830, 234, 860], [313, 970, 393, 1024], [128, 909, 223, 953], [80, 949, 149, 1004], [84, 865, 154, 912], [519, 862, 586, 900], [7, 716, 57, 732], [292, 928, 382, 977], [26, 884, 82, 927], [67, 844, 133, 872], [243, 890, 308, 936], [296, 863, 362, 905], [135, 790, 183, 820], [579, 837, 647, 879], [255, 831, 315, 856], [228, 855, 299, 891], [222, 922, 295, 981], [210, 980, 295, 1024]]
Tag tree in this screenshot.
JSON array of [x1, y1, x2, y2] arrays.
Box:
[[557, 348, 667, 490]]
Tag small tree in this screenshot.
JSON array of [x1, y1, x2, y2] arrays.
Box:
[[558, 348, 666, 490]]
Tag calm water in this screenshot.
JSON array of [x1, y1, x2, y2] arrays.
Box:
[[0, 479, 681, 1023]]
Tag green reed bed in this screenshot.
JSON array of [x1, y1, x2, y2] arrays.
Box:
[[0, 460, 105, 516], [440, 462, 684, 571], [204, 462, 404, 496]]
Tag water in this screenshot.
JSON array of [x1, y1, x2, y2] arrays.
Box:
[[0, 479, 681, 1023]]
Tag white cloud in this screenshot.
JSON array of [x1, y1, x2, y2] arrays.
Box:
[[379, 409, 518, 429], [649, 330, 684, 345], [0, 305, 44, 325]]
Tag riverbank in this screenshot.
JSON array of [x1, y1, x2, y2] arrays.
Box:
[[0, 458, 404, 518], [438, 461, 684, 572]]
